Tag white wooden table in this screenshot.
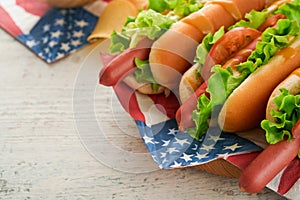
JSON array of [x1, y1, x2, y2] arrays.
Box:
[[0, 28, 286, 199]]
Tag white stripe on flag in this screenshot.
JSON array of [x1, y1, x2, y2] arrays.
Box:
[[135, 92, 169, 127], [0, 0, 40, 34], [284, 179, 300, 199], [266, 168, 285, 195]]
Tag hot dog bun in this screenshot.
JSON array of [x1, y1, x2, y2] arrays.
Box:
[[218, 35, 300, 132], [265, 68, 300, 122], [148, 21, 204, 90], [149, 0, 275, 90]]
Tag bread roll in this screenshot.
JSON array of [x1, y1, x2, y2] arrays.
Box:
[[149, 21, 204, 89], [218, 36, 300, 132]]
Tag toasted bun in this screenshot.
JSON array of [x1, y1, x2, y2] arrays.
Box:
[[218, 35, 300, 132], [149, 21, 204, 89], [42, 0, 95, 8], [266, 68, 300, 122], [179, 63, 204, 103]]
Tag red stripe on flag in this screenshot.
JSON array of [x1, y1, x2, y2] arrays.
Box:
[[226, 152, 260, 170], [148, 93, 180, 119], [0, 6, 23, 37], [113, 82, 145, 122], [16, 0, 51, 16], [277, 159, 300, 195]]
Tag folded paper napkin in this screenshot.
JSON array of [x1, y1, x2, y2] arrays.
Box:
[[0, 0, 107, 63], [113, 81, 300, 199]]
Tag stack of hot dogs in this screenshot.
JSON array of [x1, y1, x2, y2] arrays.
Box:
[[99, 0, 300, 194]]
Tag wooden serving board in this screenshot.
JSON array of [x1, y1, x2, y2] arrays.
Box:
[[194, 159, 241, 178]]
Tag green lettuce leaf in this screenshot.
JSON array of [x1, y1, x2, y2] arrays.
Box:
[[194, 26, 225, 73], [110, 9, 177, 53], [134, 58, 159, 91], [229, 9, 267, 30], [277, 0, 300, 26], [110, 0, 204, 53], [110, 31, 131, 54], [261, 89, 300, 151], [209, 66, 249, 104], [148, 0, 204, 18], [148, 0, 169, 12], [187, 93, 212, 140]]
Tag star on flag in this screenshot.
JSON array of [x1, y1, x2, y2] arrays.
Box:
[[167, 147, 180, 154], [135, 119, 261, 169], [180, 153, 193, 162], [60, 43, 71, 52], [51, 30, 63, 38], [194, 152, 209, 160], [26, 39, 37, 48], [174, 138, 190, 146], [73, 30, 85, 38], [170, 161, 182, 168], [162, 139, 170, 147], [143, 135, 154, 144], [55, 18, 65, 26], [200, 143, 216, 152], [223, 143, 242, 152], [75, 19, 89, 27], [167, 128, 178, 136]]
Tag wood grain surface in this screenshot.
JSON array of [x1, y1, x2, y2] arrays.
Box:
[[0, 28, 286, 200]]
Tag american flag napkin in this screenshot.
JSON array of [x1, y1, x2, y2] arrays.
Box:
[[113, 81, 300, 199], [0, 0, 107, 63]]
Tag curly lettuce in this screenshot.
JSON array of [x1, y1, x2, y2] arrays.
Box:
[[110, 0, 204, 54], [148, 0, 204, 18], [110, 9, 177, 53], [261, 89, 300, 158], [229, 9, 267, 30], [134, 58, 159, 91], [194, 27, 225, 74]]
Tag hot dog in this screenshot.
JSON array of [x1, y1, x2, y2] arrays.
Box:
[[176, 0, 300, 140], [99, 0, 275, 95], [148, 0, 277, 90], [238, 68, 300, 194], [99, 0, 205, 94]]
